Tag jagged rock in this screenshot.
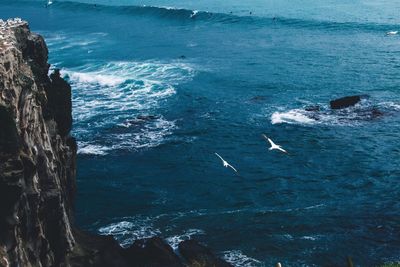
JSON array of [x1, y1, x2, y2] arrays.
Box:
[[330, 95, 362, 109], [47, 69, 73, 137], [178, 240, 233, 267], [123, 237, 183, 267], [0, 19, 76, 267]]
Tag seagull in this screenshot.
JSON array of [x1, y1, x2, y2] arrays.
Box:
[[262, 134, 288, 154], [215, 153, 238, 173], [386, 30, 398, 35]]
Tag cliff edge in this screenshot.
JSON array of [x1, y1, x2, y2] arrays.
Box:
[[0, 18, 77, 267], [0, 19, 232, 267]]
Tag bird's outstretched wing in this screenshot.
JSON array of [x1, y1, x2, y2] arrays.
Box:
[[277, 146, 288, 154], [227, 163, 238, 173], [267, 138, 276, 147], [262, 134, 275, 147], [215, 153, 224, 162]]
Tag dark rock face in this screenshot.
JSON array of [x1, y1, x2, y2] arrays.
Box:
[[330, 95, 362, 109], [0, 105, 20, 153], [0, 20, 77, 267], [179, 240, 233, 267], [47, 69, 73, 137], [123, 237, 183, 267]]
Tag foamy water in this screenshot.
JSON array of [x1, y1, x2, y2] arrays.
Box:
[[56, 58, 195, 154]]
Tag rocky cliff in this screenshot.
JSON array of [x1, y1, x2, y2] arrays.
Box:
[[0, 18, 77, 267], [0, 19, 232, 267]]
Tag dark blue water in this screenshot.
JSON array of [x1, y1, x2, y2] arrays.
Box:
[[2, 1, 400, 266]]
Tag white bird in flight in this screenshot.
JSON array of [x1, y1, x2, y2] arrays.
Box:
[[215, 153, 238, 173], [262, 134, 288, 154], [386, 30, 398, 35]]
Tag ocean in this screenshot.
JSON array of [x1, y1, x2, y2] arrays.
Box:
[[1, 0, 400, 265]]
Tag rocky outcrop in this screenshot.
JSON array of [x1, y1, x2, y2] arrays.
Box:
[[0, 18, 76, 267], [123, 237, 183, 267], [179, 240, 233, 267], [329, 95, 362, 109], [0, 19, 231, 267]]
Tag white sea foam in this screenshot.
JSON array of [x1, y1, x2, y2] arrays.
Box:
[[380, 101, 400, 110], [300, 235, 319, 241], [98, 218, 161, 248], [62, 60, 194, 153], [270, 98, 400, 126], [111, 117, 177, 150], [166, 229, 205, 250], [222, 250, 262, 267], [271, 109, 316, 125], [67, 71, 125, 86], [77, 143, 112, 155]]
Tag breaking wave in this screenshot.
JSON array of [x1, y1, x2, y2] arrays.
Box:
[[59, 60, 194, 154], [271, 99, 400, 126]]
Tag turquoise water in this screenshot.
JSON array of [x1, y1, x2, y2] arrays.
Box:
[[1, 1, 400, 265]]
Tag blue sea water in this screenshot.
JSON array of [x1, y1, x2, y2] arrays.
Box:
[[1, 0, 400, 265]]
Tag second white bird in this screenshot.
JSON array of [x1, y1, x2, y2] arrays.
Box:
[[263, 134, 288, 154], [215, 153, 238, 173]]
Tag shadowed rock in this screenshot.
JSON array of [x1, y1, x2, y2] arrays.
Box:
[[179, 240, 233, 267], [0, 105, 20, 154], [46, 69, 73, 137], [305, 105, 320, 112], [330, 95, 363, 109], [123, 237, 183, 267]]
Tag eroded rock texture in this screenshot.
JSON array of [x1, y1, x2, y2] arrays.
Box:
[[0, 19, 76, 267]]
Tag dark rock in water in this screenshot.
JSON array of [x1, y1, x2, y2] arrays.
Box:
[[179, 240, 233, 267], [123, 237, 183, 267], [330, 95, 363, 109], [371, 108, 384, 118], [305, 105, 320, 112], [136, 114, 158, 121]]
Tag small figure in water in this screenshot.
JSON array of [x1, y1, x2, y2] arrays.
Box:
[[45, 0, 53, 7]]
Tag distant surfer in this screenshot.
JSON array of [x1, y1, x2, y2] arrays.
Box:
[[386, 30, 398, 36], [45, 0, 53, 7]]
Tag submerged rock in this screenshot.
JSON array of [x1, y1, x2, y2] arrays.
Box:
[[329, 95, 363, 109], [305, 105, 320, 112], [179, 240, 233, 267]]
